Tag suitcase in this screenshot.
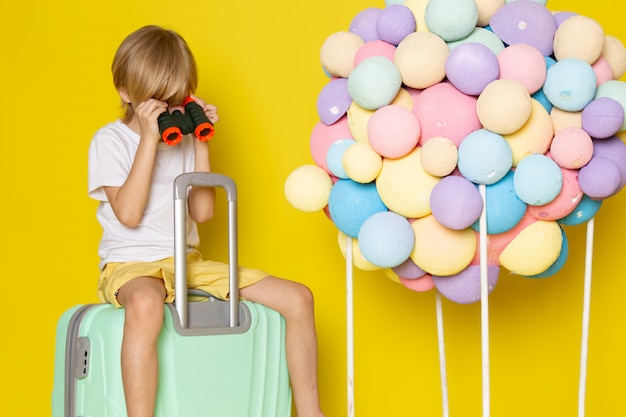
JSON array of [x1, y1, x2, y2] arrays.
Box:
[[52, 173, 292, 417]]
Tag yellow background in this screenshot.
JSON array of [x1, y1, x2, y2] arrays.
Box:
[[2, 0, 626, 416]]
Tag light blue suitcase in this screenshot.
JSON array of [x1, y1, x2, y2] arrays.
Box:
[[52, 173, 292, 417]]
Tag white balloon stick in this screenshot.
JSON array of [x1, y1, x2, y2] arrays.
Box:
[[479, 184, 491, 417], [346, 237, 355, 417], [578, 217, 595, 417], [436, 291, 450, 417]]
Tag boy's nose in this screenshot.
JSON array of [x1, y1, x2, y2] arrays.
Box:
[[169, 105, 185, 114]]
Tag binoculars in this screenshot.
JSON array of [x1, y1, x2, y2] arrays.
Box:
[[158, 98, 215, 146]]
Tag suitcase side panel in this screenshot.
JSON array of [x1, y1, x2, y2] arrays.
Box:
[[71, 304, 127, 417], [51, 304, 83, 417], [53, 301, 290, 417]]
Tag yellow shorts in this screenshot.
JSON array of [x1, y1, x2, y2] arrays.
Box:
[[97, 252, 269, 308]]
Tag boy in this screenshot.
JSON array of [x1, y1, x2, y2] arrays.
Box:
[[88, 25, 325, 417]]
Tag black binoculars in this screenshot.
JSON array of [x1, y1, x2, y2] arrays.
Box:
[[158, 99, 215, 146]]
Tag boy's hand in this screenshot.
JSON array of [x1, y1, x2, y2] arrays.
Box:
[[135, 98, 168, 143], [189, 95, 219, 124]]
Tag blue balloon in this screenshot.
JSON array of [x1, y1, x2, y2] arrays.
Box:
[[543, 58, 597, 111], [326, 139, 356, 179], [471, 170, 527, 234], [328, 179, 388, 238], [558, 195, 603, 226], [458, 129, 512, 185], [513, 154, 563, 206], [532, 88, 553, 113], [358, 211, 415, 268]]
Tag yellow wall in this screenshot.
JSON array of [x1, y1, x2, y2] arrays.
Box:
[[2, 0, 626, 416]]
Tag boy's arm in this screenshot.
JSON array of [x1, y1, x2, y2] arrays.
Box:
[[105, 99, 166, 228], [188, 97, 219, 224], [188, 140, 216, 223]]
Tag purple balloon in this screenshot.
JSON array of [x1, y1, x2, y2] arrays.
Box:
[[592, 136, 626, 190], [349, 7, 382, 42], [316, 78, 352, 126], [445, 42, 499, 96], [430, 175, 483, 230], [392, 257, 427, 279], [578, 155, 621, 199], [553, 11, 577, 27], [376, 4, 416, 46], [582, 97, 624, 139], [490, 0, 558, 56], [433, 265, 500, 304]]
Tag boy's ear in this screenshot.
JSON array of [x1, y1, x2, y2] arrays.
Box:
[[118, 88, 131, 104]]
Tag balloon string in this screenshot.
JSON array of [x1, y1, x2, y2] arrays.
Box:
[[346, 237, 355, 417], [436, 292, 450, 417], [479, 184, 490, 417], [578, 217, 595, 417]]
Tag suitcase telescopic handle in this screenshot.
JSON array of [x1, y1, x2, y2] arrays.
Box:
[[173, 173, 239, 329]]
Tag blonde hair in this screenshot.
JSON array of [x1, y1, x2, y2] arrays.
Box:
[[112, 25, 198, 123]]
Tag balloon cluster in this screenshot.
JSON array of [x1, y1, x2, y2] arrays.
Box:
[[284, 0, 626, 304]]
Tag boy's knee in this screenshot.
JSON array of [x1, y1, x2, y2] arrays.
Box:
[[121, 285, 165, 324], [289, 283, 315, 315], [299, 284, 314, 306]]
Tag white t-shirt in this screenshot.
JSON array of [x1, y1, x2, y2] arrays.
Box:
[[88, 120, 199, 270]]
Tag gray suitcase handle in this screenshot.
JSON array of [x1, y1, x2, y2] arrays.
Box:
[[173, 173, 239, 329]]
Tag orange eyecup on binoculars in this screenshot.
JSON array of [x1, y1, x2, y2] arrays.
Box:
[[161, 126, 184, 146], [194, 121, 215, 141], [184, 99, 215, 141], [158, 97, 215, 145]]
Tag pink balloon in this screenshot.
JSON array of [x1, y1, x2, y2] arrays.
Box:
[[368, 104, 420, 158], [528, 167, 583, 220], [400, 275, 435, 292], [310, 116, 353, 173], [414, 82, 481, 147], [354, 40, 396, 67]]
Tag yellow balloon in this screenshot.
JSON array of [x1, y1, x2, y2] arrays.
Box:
[[284, 164, 333, 212], [391, 87, 416, 111], [550, 107, 582, 135], [346, 101, 374, 144], [410, 215, 476, 276], [376, 147, 440, 218], [403, 0, 429, 33], [395, 32, 449, 89], [477, 79, 532, 135], [342, 142, 383, 184], [504, 98, 554, 166], [602, 35, 626, 80], [383, 268, 401, 284], [554, 15, 605, 64], [499, 220, 563, 276], [420, 136, 458, 177], [320, 31, 364, 78]]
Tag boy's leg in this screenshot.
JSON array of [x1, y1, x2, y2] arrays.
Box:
[[240, 276, 325, 417], [116, 276, 167, 417]]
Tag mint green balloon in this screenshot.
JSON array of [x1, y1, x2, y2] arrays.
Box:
[[347, 56, 401, 110], [425, 0, 478, 42]]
